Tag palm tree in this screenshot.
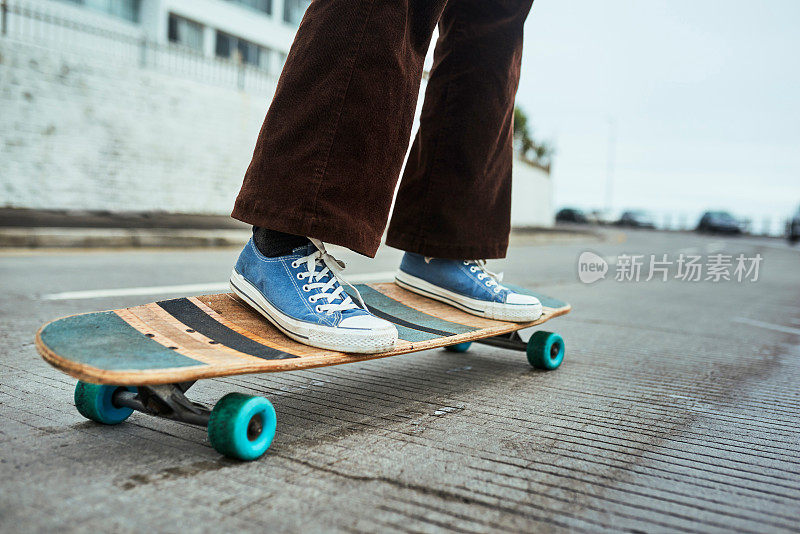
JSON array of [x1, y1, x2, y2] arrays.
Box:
[[513, 107, 554, 171]]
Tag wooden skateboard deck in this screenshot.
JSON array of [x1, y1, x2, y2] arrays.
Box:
[[36, 283, 571, 386], [36, 282, 571, 460]]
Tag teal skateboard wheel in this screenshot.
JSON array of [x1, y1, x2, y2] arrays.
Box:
[[527, 331, 564, 370], [208, 393, 276, 461], [74, 381, 137, 425], [444, 342, 473, 353], [444, 341, 472, 352]]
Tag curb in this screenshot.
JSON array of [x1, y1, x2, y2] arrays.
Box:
[[0, 228, 251, 248], [0, 226, 600, 249]]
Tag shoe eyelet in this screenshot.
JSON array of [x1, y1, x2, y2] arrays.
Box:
[[469, 266, 477, 272], [494, 287, 501, 293], [485, 281, 492, 286], [296, 273, 304, 280], [290, 261, 299, 268], [315, 305, 322, 313], [302, 284, 310, 292]]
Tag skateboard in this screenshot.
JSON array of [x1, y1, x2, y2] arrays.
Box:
[[36, 282, 571, 461]]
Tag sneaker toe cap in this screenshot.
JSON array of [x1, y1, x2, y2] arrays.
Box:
[[339, 314, 397, 332], [506, 292, 542, 306]]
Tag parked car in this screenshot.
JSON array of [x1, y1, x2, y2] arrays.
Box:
[[585, 210, 613, 225], [787, 206, 800, 244], [615, 210, 656, 229], [555, 208, 588, 224], [696, 211, 743, 235]]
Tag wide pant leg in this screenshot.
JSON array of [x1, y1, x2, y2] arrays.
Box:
[[386, 0, 534, 260], [232, 0, 533, 259], [232, 0, 447, 257]]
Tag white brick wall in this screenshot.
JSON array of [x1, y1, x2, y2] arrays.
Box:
[[510, 156, 554, 227], [1, 38, 275, 214], [0, 36, 552, 226]]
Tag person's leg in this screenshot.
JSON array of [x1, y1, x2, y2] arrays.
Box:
[[232, 0, 447, 258], [389, 0, 543, 322], [386, 0, 534, 261], [229, 1, 448, 352]]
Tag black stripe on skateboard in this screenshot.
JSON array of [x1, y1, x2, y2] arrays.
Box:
[[353, 284, 478, 339], [363, 305, 456, 337], [157, 298, 298, 360]]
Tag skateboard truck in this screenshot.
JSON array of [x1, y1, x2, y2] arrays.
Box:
[[113, 382, 211, 427], [73, 380, 278, 461], [113, 384, 274, 461], [475, 330, 527, 351], [447, 329, 566, 372]]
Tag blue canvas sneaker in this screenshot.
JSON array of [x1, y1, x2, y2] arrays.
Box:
[[395, 253, 543, 322], [230, 238, 397, 353]]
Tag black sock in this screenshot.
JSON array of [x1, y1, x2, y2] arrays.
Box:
[[252, 227, 310, 257]]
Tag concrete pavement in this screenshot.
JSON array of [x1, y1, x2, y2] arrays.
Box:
[[1, 229, 799, 532]]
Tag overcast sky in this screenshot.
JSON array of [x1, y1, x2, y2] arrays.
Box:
[[515, 0, 799, 227]]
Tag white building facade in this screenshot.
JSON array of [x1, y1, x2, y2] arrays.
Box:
[[1, 0, 553, 227], [510, 157, 553, 228], [142, 0, 308, 76], [1, 0, 307, 214], [43, 0, 307, 73]]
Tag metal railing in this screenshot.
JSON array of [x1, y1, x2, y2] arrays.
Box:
[[0, 0, 278, 95]]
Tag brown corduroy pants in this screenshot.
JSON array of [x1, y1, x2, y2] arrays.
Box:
[[232, 0, 533, 259]]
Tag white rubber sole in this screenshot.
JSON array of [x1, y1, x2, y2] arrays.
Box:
[[230, 269, 397, 354], [394, 270, 543, 322]]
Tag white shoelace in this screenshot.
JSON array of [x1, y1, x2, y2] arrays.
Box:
[[464, 260, 506, 294], [423, 256, 507, 294], [291, 238, 366, 315]]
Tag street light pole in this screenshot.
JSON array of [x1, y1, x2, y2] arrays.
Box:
[[1, 0, 8, 37], [605, 118, 616, 218]]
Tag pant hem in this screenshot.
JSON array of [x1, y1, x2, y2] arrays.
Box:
[[385, 230, 508, 260], [231, 201, 382, 258]]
